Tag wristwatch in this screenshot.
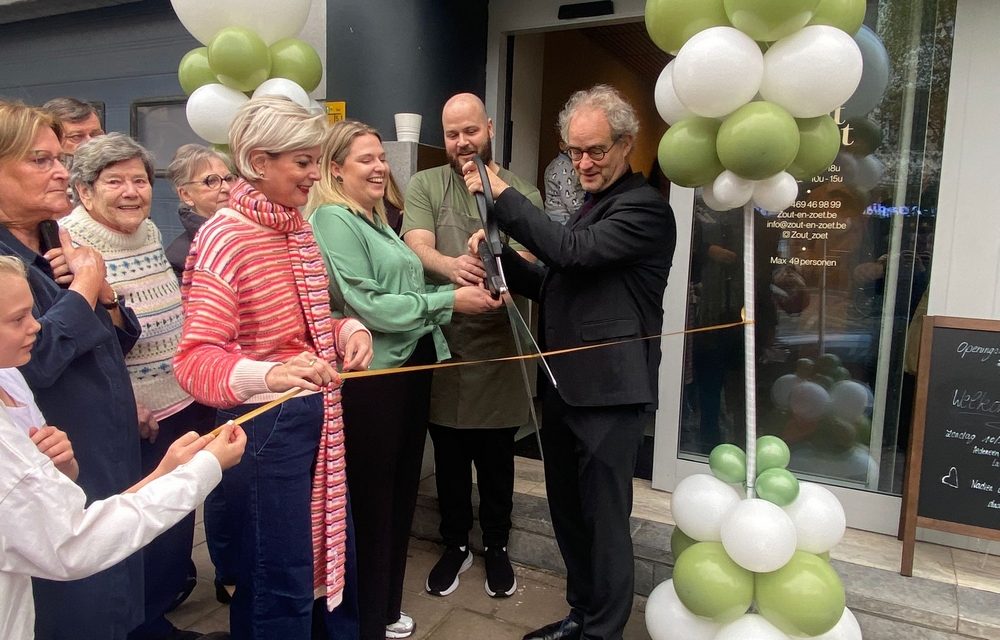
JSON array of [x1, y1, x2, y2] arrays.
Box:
[[101, 289, 120, 309]]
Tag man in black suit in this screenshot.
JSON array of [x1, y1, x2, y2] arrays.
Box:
[[464, 85, 676, 640]]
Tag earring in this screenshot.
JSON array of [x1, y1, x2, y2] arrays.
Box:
[[259, 171, 266, 179], [335, 175, 343, 183]]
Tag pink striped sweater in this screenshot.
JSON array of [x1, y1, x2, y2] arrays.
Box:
[[174, 202, 365, 609]]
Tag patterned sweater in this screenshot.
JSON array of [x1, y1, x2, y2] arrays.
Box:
[[61, 206, 191, 417], [173, 208, 365, 407]]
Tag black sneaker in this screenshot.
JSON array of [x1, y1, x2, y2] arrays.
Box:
[[484, 546, 517, 597], [425, 545, 473, 596]]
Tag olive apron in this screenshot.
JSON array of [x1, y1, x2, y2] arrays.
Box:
[[428, 171, 531, 428]]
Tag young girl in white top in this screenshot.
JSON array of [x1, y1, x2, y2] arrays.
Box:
[[0, 255, 247, 640]]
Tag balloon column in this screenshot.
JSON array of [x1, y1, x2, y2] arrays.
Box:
[[171, 0, 325, 145], [647, 437, 859, 640], [648, 0, 870, 213], [645, 4, 871, 637]]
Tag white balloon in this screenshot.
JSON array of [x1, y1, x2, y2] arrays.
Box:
[[795, 607, 862, 640], [654, 61, 694, 126], [713, 171, 754, 209], [833, 150, 859, 184], [789, 381, 831, 421], [830, 380, 873, 421], [671, 474, 742, 542], [700, 183, 732, 212], [771, 374, 803, 410], [645, 580, 721, 640], [715, 613, 789, 640], [854, 154, 885, 191], [186, 83, 249, 144], [760, 25, 863, 118], [673, 27, 763, 118], [843, 25, 890, 119], [720, 499, 797, 573], [308, 99, 327, 117], [171, 0, 311, 45], [784, 482, 847, 554], [753, 172, 799, 212], [252, 77, 311, 108]]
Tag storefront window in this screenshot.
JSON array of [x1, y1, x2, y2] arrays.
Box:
[[678, 0, 956, 495]]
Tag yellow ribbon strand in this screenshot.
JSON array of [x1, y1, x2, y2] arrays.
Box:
[[209, 319, 751, 438]]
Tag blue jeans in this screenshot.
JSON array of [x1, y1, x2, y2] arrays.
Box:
[[219, 394, 358, 640]]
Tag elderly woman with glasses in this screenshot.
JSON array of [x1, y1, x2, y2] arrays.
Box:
[[174, 96, 373, 638], [164, 144, 236, 278], [0, 100, 149, 639], [60, 132, 219, 640]]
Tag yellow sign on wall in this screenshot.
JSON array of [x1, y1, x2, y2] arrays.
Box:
[[324, 101, 346, 124]]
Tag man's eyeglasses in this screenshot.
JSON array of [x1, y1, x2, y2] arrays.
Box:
[[565, 137, 621, 162], [183, 174, 238, 189]]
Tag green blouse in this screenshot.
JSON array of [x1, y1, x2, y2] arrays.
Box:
[[311, 203, 453, 370]]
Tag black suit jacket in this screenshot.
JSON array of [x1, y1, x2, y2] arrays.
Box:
[[493, 172, 676, 408]]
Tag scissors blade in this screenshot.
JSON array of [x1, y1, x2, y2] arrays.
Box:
[[499, 291, 546, 462]]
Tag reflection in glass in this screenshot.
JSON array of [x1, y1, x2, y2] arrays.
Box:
[[678, 0, 955, 496]]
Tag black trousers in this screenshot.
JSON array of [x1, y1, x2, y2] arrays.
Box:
[[541, 390, 645, 640], [342, 336, 434, 640], [428, 424, 519, 549]]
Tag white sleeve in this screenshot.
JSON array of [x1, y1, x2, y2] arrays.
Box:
[[0, 439, 221, 582]]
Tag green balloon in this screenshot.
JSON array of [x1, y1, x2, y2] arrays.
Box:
[[178, 47, 217, 96], [716, 102, 799, 181], [786, 116, 841, 180], [756, 435, 791, 471], [709, 444, 747, 484], [673, 542, 754, 623], [845, 117, 882, 156], [795, 357, 815, 377], [756, 551, 846, 636], [658, 118, 723, 188], [809, 0, 866, 35], [670, 526, 698, 561], [209, 27, 272, 92], [816, 352, 842, 373], [645, 0, 730, 54], [269, 38, 323, 93], [755, 467, 800, 506], [724, 0, 821, 42]]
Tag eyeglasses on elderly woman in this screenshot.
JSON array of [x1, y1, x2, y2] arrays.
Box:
[[182, 173, 238, 190]]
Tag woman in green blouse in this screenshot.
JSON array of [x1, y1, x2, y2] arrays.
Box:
[[307, 120, 499, 640]]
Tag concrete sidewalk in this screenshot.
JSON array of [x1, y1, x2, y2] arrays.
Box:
[[170, 456, 1000, 639]]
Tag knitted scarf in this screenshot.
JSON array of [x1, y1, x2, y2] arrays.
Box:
[[229, 179, 347, 610]]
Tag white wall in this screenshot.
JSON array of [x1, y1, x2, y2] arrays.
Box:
[[927, 0, 1000, 320], [301, 0, 327, 99]]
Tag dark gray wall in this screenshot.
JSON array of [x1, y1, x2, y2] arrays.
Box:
[[326, 0, 489, 145], [0, 0, 490, 237]]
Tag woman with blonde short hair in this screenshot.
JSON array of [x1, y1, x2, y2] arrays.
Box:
[[174, 97, 373, 639]]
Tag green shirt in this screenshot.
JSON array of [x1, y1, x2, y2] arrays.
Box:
[[311, 203, 452, 370]]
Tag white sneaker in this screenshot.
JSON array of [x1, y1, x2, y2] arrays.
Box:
[[386, 611, 415, 639]]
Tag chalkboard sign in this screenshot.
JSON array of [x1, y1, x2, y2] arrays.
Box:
[[901, 316, 1000, 576]]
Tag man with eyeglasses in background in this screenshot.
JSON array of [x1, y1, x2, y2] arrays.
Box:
[[41, 97, 105, 162], [463, 85, 676, 640]]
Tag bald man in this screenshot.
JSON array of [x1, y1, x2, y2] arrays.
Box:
[[402, 94, 543, 601]]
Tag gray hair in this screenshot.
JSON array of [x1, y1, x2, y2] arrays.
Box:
[[167, 143, 233, 188], [228, 96, 326, 181], [70, 132, 155, 203], [557, 84, 639, 144], [41, 97, 98, 124]]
